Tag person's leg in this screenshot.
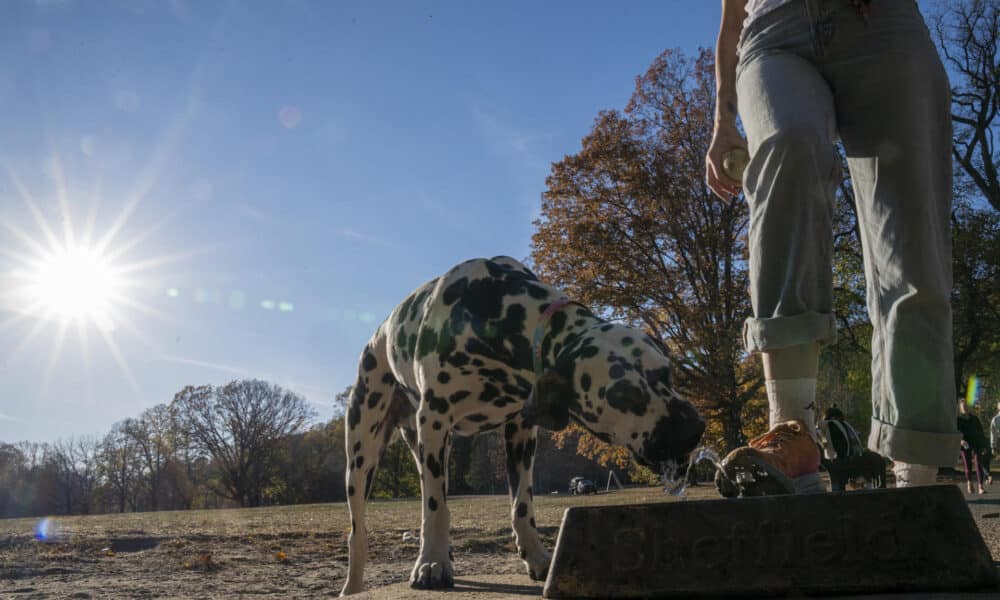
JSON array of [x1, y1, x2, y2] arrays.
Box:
[[961, 448, 975, 493], [738, 44, 838, 436], [976, 450, 989, 493], [826, 1, 961, 483], [762, 344, 821, 428], [716, 6, 839, 497], [982, 449, 993, 486]]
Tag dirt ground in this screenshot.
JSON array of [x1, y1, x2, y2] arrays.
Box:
[[2, 477, 999, 599], [0, 486, 711, 598]]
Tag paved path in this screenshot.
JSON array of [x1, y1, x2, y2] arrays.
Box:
[[357, 489, 1000, 599]]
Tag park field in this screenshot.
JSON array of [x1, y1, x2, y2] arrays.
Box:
[[0, 485, 721, 598]]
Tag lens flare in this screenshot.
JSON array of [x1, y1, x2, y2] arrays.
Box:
[[33, 517, 67, 543], [967, 375, 981, 409]]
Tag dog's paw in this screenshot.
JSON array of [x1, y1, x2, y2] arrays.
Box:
[[523, 551, 552, 581], [409, 560, 455, 589]]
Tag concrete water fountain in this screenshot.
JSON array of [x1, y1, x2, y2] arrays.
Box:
[[542, 449, 998, 598]]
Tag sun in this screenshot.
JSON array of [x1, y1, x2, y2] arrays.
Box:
[[27, 244, 122, 327], [0, 159, 191, 395]]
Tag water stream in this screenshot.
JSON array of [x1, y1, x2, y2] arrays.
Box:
[[662, 445, 776, 498]]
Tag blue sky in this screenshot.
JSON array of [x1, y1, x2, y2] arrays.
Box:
[[0, 1, 938, 443]]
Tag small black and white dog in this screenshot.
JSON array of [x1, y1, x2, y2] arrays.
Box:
[[818, 408, 886, 491]]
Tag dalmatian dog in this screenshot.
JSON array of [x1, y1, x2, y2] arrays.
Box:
[[339, 256, 705, 596]]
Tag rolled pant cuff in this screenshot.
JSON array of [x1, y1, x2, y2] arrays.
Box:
[[743, 311, 837, 353], [868, 419, 963, 467]]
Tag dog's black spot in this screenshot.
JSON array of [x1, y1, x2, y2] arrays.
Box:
[[580, 373, 591, 392], [645, 366, 672, 391], [437, 371, 451, 384], [348, 378, 367, 430], [353, 441, 361, 454], [348, 485, 355, 496], [479, 382, 501, 403], [466, 413, 489, 422], [601, 324, 613, 332], [492, 396, 516, 408], [529, 517, 536, 528], [366, 391, 383, 409], [523, 438, 535, 471], [417, 326, 439, 360], [449, 390, 471, 404], [447, 352, 470, 368], [443, 277, 469, 305], [609, 365, 625, 380], [433, 421, 442, 430], [426, 453, 443, 479], [428, 496, 438, 511], [362, 353, 378, 371], [355, 456, 364, 469], [516, 502, 528, 518], [425, 389, 450, 414], [420, 415, 426, 425], [527, 486, 533, 500], [479, 368, 509, 383], [407, 333, 417, 360]]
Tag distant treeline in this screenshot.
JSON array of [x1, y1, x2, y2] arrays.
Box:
[[0, 379, 623, 519]]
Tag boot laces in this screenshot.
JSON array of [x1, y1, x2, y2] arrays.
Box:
[[749, 422, 802, 451]]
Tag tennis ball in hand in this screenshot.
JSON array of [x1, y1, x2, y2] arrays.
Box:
[[722, 148, 750, 182]]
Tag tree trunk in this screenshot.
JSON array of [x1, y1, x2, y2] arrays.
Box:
[[719, 403, 744, 454]]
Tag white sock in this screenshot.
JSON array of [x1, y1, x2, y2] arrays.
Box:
[[766, 378, 817, 430], [893, 462, 938, 487]]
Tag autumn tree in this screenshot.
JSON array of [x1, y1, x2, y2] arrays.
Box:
[[466, 431, 507, 494], [371, 437, 420, 499], [171, 380, 315, 507], [951, 199, 1000, 395], [122, 404, 176, 511], [100, 422, 141, 513], [933, 0, 1000, 211], [49, 436, 101, 515], [532, 48, 756, 452]]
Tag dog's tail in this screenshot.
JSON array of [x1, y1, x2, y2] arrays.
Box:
[[341, 339, 413, 596]]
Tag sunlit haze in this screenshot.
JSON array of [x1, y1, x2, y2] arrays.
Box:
[[0, 1, 936, 443]]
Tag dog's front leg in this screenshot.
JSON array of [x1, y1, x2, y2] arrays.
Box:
[[410, 415, 454, 589], [504, 420, 551, 580]]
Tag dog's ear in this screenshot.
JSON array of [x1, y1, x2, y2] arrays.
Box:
[[522, 372, 575, 431]]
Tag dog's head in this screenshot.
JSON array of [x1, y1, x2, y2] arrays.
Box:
[[522, 322, 704, 470]]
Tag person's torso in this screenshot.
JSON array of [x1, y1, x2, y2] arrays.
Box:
[[958, 414, 988, 450], [743, 0, 796, 28]]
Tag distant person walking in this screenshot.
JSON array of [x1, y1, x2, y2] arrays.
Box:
[[990, 403, 1000, 461], [958, 399, 989, 495]]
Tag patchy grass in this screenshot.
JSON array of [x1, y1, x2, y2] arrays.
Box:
[[0, 485, 720, 598]]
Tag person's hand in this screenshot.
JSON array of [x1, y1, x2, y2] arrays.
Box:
[[705, 120, 747, 200]]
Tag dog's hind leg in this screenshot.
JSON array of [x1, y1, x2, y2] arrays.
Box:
[[341, 340, 409, 597], [504, 419, 551, 581]]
